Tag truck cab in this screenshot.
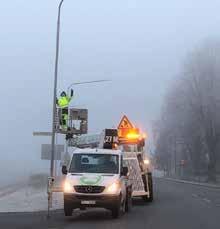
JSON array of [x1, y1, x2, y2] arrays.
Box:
[[62, 148, 132, 218]]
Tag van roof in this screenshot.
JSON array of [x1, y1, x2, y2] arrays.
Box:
[[73, 148, 122, 155]]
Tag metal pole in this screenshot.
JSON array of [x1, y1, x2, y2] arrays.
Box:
[[48, 1, 65, 218], [50, 0, 65, 178]]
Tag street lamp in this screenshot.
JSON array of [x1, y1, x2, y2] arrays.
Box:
[[66, 79, 111, 94], [50, 0, 111, 179], [50, 0, 65, 178]]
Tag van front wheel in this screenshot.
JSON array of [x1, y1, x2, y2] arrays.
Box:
[[111, 196, 125, 219], [64, 203, 73, 216]]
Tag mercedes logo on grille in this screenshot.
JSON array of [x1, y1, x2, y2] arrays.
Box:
[[86, 186, 93, 193]]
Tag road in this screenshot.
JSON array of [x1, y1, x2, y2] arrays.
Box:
[[0, 178, 219, 229]]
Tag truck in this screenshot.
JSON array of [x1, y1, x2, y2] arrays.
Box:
[[62, 148, 132, 218], [100, 123, 154, 202], [62, 116, 153, 218]]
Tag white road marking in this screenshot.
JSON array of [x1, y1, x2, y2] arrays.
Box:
[[192, 194, 212, 204], [192, 194, 198, 198], [202, 198, 211, 203]]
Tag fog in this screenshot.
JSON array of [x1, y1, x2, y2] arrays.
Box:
[[1, 0, 220, 186]]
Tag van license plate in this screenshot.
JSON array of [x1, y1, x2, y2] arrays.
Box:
[[81, 200, 96, 205]]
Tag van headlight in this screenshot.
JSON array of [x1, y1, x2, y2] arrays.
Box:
[[105, 182, 120, 194], [144, 159, 150, 165], [63, 181, 74, 193]]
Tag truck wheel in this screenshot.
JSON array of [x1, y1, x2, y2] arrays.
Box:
[[125, 190, 132, 212], [112, 196, 125, 219], [64, 203, 73, 216], [142, 173, 153, 202], [148, 172, 153, 202]]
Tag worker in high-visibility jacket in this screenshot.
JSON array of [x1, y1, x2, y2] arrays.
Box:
[[57, 90, 74, 131]]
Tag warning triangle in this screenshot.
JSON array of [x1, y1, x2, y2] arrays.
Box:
[[118, 115, 134, 129]]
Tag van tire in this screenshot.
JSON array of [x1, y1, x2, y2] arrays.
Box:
[[148, 172, 153, 202], [64, 203, 73, 216], [112, 196, 125, 219]]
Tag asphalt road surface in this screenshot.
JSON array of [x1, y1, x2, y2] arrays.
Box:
[[0, 178, 219, 229]]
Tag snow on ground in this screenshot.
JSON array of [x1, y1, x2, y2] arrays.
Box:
[[0, 170, 165, 213], [0, 185, 63, 213]]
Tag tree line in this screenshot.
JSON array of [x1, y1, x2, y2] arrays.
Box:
[[154, 40, 220, 182]]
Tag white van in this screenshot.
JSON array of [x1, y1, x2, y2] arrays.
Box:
[[62, 148, 132, 218]]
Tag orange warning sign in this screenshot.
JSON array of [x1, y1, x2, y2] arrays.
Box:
[[118, 115, 134, 129], [117, 116, 141, 143]]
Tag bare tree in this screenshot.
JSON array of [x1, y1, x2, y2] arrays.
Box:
[[155, 40, 220, 182], [183, 41, 220, 181]]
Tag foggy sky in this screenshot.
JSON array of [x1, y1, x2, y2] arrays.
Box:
[[1, 0, 220, 185]]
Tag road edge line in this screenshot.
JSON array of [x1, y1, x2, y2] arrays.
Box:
[[162, 177, 220, 189]]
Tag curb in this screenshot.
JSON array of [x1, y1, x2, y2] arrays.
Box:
[[0, 209, 63, 216], [162, 177, 220, 189]]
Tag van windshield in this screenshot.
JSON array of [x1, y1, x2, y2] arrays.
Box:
[[69, 153, 119, 174]]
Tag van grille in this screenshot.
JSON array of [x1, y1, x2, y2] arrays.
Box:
[[74, 185, 105, 194]]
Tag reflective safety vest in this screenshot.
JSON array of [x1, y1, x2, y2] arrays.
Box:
[[57, 96, 71, 108]]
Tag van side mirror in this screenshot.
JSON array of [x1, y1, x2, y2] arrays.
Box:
[[121, 166, 128, 176], [62, 165, 67, 175]]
